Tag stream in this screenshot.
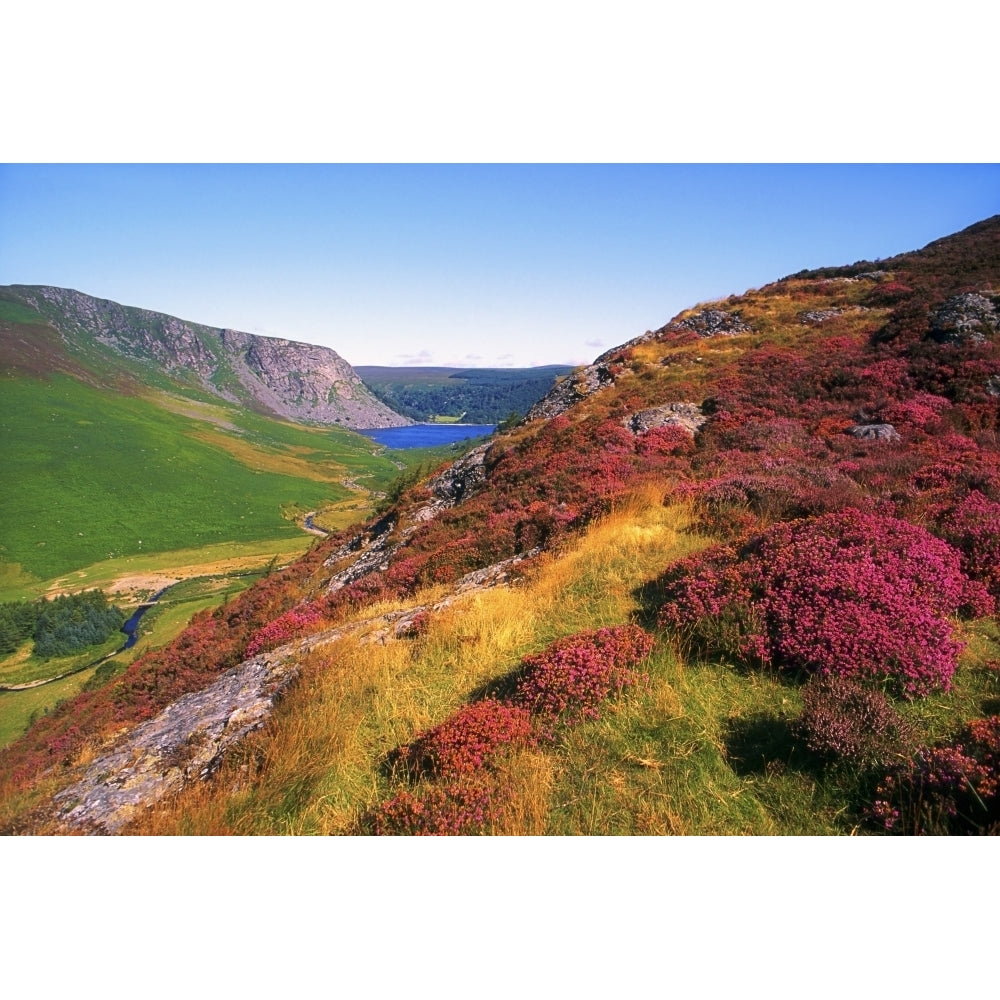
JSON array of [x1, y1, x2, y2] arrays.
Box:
[[0, 585, 173, 691]]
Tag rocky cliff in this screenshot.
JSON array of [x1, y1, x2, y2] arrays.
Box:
[[0, 285, 410, 429]]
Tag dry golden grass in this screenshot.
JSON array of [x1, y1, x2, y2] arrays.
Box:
[[188, 427, 348, 483], [125, 488, 709, 835]]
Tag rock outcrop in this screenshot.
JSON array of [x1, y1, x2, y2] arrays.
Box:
[[1, 285, 410, 429], [626, 401, 707, 436], [928, 292, 999, 346], [51, 549, 538, 834], [526, 361, 620, 420], [666, 308, 753, 338], [848, 423, 901, 442], [426, 442, 491, 505]]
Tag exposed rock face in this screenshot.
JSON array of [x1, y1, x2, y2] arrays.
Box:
[[667, 308, 752, 338], [626, 402, 707, 436], [52, 650, 303, 833], [324, 444, 496, 595], [928, 292, 999, 345], [51, 549, 538, 834], [526, 361, 620, 420], [848, 423, 901, 442], [800, 309, 843, 324], [2, 285, 409, 429], [221, 328, 406, 427], [324, 515, 401, 594], [427, 442, 491, 505]]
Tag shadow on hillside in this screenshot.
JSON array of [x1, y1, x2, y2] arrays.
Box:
[[466, 667, 524, 705], [631, 577, 671, 633], [723, 714, 823, 779]]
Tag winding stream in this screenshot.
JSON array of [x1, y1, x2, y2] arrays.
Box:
[[0, 585, 173, 690]]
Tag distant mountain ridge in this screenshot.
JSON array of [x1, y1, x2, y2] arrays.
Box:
[[0, 285, 410, 429], [355, 364, 575, 423]]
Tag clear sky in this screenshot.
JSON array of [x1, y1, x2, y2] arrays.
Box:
[[1, 164, 997, 369]]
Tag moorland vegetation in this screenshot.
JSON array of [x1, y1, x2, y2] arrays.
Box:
[[3, 216, 1000, 835]]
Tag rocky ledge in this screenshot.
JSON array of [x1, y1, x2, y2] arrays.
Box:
[[49, 551, 537, 834]]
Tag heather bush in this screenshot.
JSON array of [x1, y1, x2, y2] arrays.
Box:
[[793, 674, 915, 769], [688, 467, 873, 538], [398, 699, 537, 778], [937, 490, 1000, 598], [658, 510, 990, 696], [371, 776, 499, 835], [245, 603, 326, 657], [510, 625, 654, 727], [870, 716, 1000, 834]]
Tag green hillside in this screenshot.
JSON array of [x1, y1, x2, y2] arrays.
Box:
[[356, 365, 574, 422], [0, 373, 412, 594]]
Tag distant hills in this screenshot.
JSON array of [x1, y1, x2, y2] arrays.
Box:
[[0, 285, 409, 429], [355, 365, 575, 423]]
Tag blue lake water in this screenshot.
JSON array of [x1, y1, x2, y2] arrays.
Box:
[[359, 424, 495, 449]]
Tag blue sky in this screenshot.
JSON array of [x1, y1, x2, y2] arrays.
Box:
[[2, 164, 998, 368]]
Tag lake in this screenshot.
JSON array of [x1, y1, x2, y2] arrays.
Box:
[[359, 424, 496, 449]]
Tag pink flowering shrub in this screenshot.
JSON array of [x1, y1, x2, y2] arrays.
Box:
[[658, 510, 992, 697], [937, 490, 1000, 598], [245, 603, 325, 657], [399, 699, 537, 778], [870, 716, 1000, 834], [510, 625, 654, 726], [793, 674, 914, 769], [371, 776, 498, 835], [370, 625, 655, 833]]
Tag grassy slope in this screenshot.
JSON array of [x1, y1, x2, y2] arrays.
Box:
[[126, 490, 1000, 835], [0, 373, 415, 596]]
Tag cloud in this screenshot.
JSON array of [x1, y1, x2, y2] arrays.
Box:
[[464, 353, 484, 361], [585, 338, 604, 348]]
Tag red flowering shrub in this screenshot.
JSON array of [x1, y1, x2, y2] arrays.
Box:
[[870, 716, 1000, 834], [245, 603, 326, 657], [372, 776, 499, 835], [510, 625, 654, 726], [878, 392, 951, 432], [937, 490, 1000, 598], [658, 511, 992, 696], [399, 700, 537, 778], [793, 674, 914, 769], [636, 425, 696, 459]]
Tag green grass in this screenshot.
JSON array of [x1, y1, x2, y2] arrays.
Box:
[[0, 568, 268, 748], [0, 300, 49, 325], [0, 374, 417, 583], [0, 629, 125, 688], [0, 666, 101, 749]]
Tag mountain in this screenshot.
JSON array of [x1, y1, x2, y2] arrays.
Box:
[[0, 285, 410, 429], [4, 216, 1000, 836], [355, 365, 576, 423]]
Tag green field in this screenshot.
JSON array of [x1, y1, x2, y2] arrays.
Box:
[[0, 370, 457, 742], [0, 374, 419, 592]]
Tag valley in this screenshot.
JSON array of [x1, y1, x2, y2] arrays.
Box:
[[0, 290, 477, 747]]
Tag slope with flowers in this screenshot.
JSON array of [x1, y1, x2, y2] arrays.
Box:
[[3, 216, 1000, 834]]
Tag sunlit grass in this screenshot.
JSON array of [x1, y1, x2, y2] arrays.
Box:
[[87, 483, 1000, 836]]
